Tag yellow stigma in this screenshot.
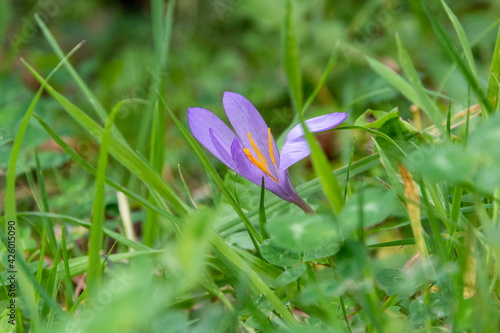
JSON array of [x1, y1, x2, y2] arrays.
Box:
[[244, 131, 278, 182], [268, 127, 276, 166]]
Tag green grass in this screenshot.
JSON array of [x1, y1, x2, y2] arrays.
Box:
[[2, 0, 500, 332]]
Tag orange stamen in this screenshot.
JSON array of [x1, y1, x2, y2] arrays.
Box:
[[247, 132, 268, 167], [268, 127, 276, 166], [243, 148, 278, 183]]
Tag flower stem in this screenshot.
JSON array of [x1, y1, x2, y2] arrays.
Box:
[[294, 197, 315, 214]]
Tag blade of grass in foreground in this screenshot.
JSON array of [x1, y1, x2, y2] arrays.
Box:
[[258, 178, 270, 240], [61, 227, 74, 311], [22, 60, 189, 215], [87, 103, 122, 295], [34, 151, 58, 255], [300, 117, 345, 215], [144, 102, 163, 246]]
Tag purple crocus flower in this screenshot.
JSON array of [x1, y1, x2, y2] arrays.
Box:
[[188, 92, 347, 213]]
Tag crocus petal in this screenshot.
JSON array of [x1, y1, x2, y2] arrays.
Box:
[[279, 112, 348, 172], [209, 129, 237, 170], [223, 92, 280, 173], [230, 139, 293, 201], [188, 107, 238, 165]]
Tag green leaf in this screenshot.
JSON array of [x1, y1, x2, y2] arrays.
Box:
[[260, 239, 301, 267], [354, 108, 399, 129], [407, 144, 475, 184], [4, 42, 83, 230], [266, 214, 340, 252], [339, 187, 399, 234], [55, 250, 162, 279], [0, 129, 13, 147], [375, 268, 415, 297], [276, 264, 307, 287], [302, 241, 341, 262]]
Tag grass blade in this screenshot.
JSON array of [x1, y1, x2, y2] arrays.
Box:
[[421, 0, 493, 114], [283, 0, 303, 115], [178, 165, 197, 210], [134, 0, 175, 156], [302, 42, 340, 115], [441, 0, 479, 81], [396, 34, 446, 136], [299, 119, 344, 215], [87, 104, 125, 295], [143, 103, 163, 246], [258, 178, 270, 240], [34, 151, 57, 256], [61, 226, 74, 311], [372, 138, 404, 196], [487, 27, 500, 110], [34, 14, 130, 146]]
